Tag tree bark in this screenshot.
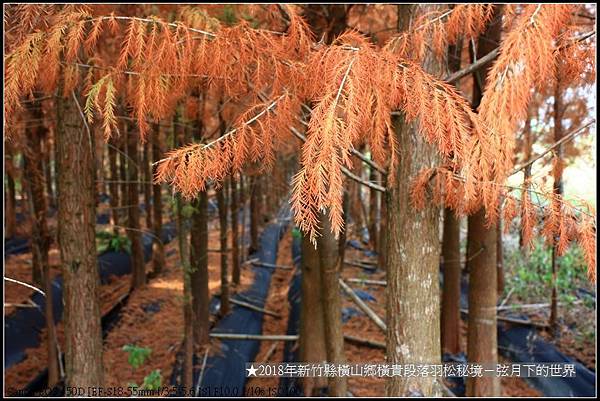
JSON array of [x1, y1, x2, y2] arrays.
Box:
[[441, 208, 461, 355], [5, 143, 17, 239], [142, 139, 153, 230], [368, 167, 380, 252], [217, 182, 230, 316], [151, 125, 165, 276], [177, 192, 194, 390], [107, 138, 120, 234], [250, 176, 260, 253], [466, 209, 499, 396], [299, 232, 327, 396], [190, 190, 210, 347], [239, 174, 247, 261], [118, 135, 128, 233], [440, 36, 464, 358], [549, 75, 565, 332], [317, 212, 347, 396], [230, 175, 240, 285], [126, 125, 146, 288], [24, 101, 59, 387], [42, 133, 55, 209], [497, 213, 505, 296], [466, 6, 503, 396], [385, 5, 444, 396], [56, 89, 104, 391]]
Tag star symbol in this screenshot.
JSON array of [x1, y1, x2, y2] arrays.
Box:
[[246, 364, 258, 377]]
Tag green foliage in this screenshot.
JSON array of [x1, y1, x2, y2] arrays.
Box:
[[505, 237, 589, 301], [123, 345, 162, 391], [292, 227, 302, 239], [96, 230, 132, 254], [142, 369, 162, 390], [219, 5, 238, 26], [122, 344, 152, 370], [181, 203, 197, 219]]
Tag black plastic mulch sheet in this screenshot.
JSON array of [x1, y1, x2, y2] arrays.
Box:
[[171, 205, 291, 397], [278, 234, 304, 396], [4, 222, 177, 371]]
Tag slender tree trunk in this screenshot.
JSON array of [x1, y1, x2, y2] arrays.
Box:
[[440, 36, 463, 357], [23, 102, 59, 386], [520, 113, 533, 251], [142, 140, 153, 230], [466, 209, 499, 396], [230, 175, 240, 285], [177, 192, 194, 390], [56, 89, 104, 391], [466, 6, 503, 397], [386, 5, 444, 396], [43, 133, 56, 209], [217, 182, 230, 316], [126, 126, 146, 288], [350, 155, 365, 233], [339, 191, 349, 267], [250, 176, 260, 253], [151, 125, 165, 275], [107, 139, 120, 234], [190, 190, 210, 347], [441, 208, 461, 355], [497, 213, 505, 296], [239, 174, 247, 261], [118, 135, 128, 232], [317, 212, 346, 397], [5, 143, 17, 239], [299, 232, 327, 396], [368, 167, 380, 252], [378, 193, 387, 269], [549, 76, 565, 332]]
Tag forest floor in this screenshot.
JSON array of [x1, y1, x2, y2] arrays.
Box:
[[4, 213, 595, 397], [4, 208, 259, 394]]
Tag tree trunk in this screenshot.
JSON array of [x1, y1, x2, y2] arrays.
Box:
[[190, 190, 210, 347], [497, 213, 505, 296], [56, 89, 104, 391], [126, 126, 145, 288], [24, 101, 59, 387], [250, 176, 260, 253], [107, 138, 120, 234], [5, 143, 17, 239], [239, 174, 247, 261], [466, 209, 499, 396], [43, 133, 55, 209], [368, 167, 380, 252], [118, 135, 128, 233], [466, 7, 503, 396], [385, 5, 444, 397], [317, 213, 347, 396], [299, 232, 327, 396], [549, 75, 565, 332], [440, 34, 463, 357], [151, 125, 165, 276], [177, 192, 194, 390], [217, 182, 230, 316], [142, 139, 153, 230], [230, 175, 240, 285], [378, 193, 387, 270], [520, 113, 533, 251], [441, 208, 461, 355]]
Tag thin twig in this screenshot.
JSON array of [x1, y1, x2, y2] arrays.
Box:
[[510, 120, 596, 176], [339, 278, 387, 332], [209, 333, 297, 341], [4, 277, 46, 296]]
